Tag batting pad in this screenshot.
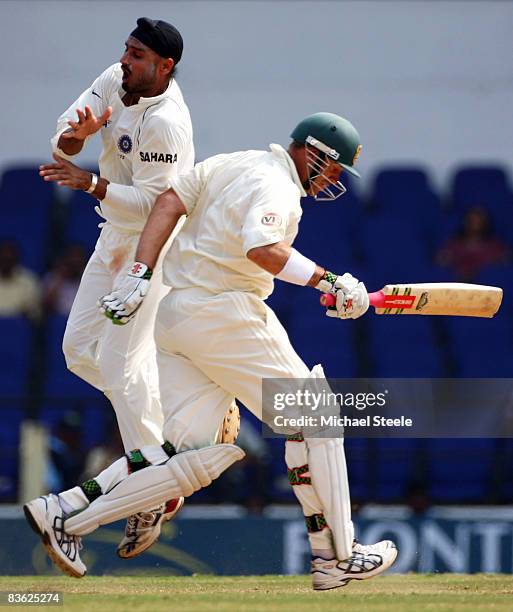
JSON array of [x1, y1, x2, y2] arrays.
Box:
[[65, 444, 245, 536], [285, 436, 334, 551], [307, 437, 354, 561]]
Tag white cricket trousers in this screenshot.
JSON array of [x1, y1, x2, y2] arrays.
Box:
[[155, 288, 311, 446], [155, 287, 354, 558], [62, 224, 169, 451]]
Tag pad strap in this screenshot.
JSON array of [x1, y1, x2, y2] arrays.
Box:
[[287, 432, 305, 442], [288, 464, 311, 485], [126, 449, 151, 473], [315, 270, 338, 293], [80, 479, 102, 503], [162, 441, 177, 458], [305, 513, 328, 533]]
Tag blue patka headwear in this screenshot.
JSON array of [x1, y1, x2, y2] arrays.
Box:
[[131, 17, 183, 63]]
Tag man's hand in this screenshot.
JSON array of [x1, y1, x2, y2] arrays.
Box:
[[318, 272, 370, 320], [99, 262, 153, 325], [39, 153, 93, 190], [61, 105, 112, 142]]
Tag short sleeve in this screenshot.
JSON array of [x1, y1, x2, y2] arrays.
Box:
[[241, 179, 298, 255], [171, 160, 209, 215]]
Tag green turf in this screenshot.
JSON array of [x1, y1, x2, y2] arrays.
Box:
[[1, 575, 512, 611]]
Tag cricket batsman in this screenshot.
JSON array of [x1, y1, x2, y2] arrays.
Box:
[[26, 112, 397, 589]]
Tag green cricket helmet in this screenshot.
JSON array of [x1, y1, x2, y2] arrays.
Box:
[[291, 112, 362, 177], [291, 112, 362, 201]]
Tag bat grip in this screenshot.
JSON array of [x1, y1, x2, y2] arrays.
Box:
[[320, 291, 384, 308], [320, 293, 336, 307]]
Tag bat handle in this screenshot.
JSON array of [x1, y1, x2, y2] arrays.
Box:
[[320, 291, 385, 309], [320, 293, 336, 307]]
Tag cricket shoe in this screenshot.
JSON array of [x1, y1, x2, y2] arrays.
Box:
[[23, 494, 86, 578], [311, 539, 398, 591], [117, 497, 185, 559]]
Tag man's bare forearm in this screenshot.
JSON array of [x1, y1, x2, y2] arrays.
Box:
[[135, 189, 187, 269], [57, 131, 85, 156], [247, 241, 324, 286], [91, 176, 108, 200]]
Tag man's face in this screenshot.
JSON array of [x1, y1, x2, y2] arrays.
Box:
[[120, 36, 162, 94], [307, 154, 343, 196]]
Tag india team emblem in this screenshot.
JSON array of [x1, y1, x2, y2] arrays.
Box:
[[118, 134, 133, 154]]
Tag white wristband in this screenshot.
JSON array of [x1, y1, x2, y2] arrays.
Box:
[[86, 173, 98, 194], [275, 248, 317, 286]]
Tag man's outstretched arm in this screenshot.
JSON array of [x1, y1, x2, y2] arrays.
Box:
[[247, 241, 369, 319], [134, 188, 187, 269], [99, 188, 186, 325], [247, 242, 324, 287]]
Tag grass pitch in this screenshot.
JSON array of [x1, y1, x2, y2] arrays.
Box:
[[1, 574, 512, 611]]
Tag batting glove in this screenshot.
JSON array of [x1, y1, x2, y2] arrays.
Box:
[[99, 261, 152, 325], [316, 271, 369, 320]]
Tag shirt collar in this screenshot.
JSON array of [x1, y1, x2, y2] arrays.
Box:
[[269, 143, 307, 197]]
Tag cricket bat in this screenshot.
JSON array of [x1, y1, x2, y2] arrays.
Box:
[[320, 282, 503, 317]]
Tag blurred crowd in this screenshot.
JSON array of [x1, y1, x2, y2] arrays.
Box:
[[0, 241, 86, 321]]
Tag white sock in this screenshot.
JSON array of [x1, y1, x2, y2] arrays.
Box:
[[58, 487, 89, 514]]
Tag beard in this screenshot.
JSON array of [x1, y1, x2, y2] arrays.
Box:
[[122, 62, 157, 95]]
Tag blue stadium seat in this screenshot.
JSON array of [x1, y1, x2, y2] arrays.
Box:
[[43, 314, 100, 398], [445, 314, 513, 377], [39, 398, 109, 450], [427, 439, 497, 502], [287, 288, 357, 377], [1, 166, 55, 273], [373, 168, 440, 218], [371, 167, 442, 249], [476, 264, 513, 314], [0, 317, 33, 395], [266, 437, 293, 502], [452, 166, 510, 207], [497, 439, 513, 502], [64, 189, 102, 257], [0, 404, 24, 501], [265, 280, 296, 329], [294, 196, 357, 271], [372, 439, 424, 502], [359, 217, 433, 289], [450, 166, 513, 244], [345, 438, 370, 501], [366, 314, 443, 377]]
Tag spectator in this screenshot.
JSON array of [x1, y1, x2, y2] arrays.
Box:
[[0, 240, 41, 320], [437, 206, 510, 281], [43, 244, 87, 315]]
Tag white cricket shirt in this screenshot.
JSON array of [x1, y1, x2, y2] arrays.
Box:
[[164, 144, 306, 299], [51, 63, 194, 232]]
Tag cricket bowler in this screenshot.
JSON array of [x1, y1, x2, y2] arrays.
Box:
[[26, 112, 398, 589], [38, 17, 194, 557]]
